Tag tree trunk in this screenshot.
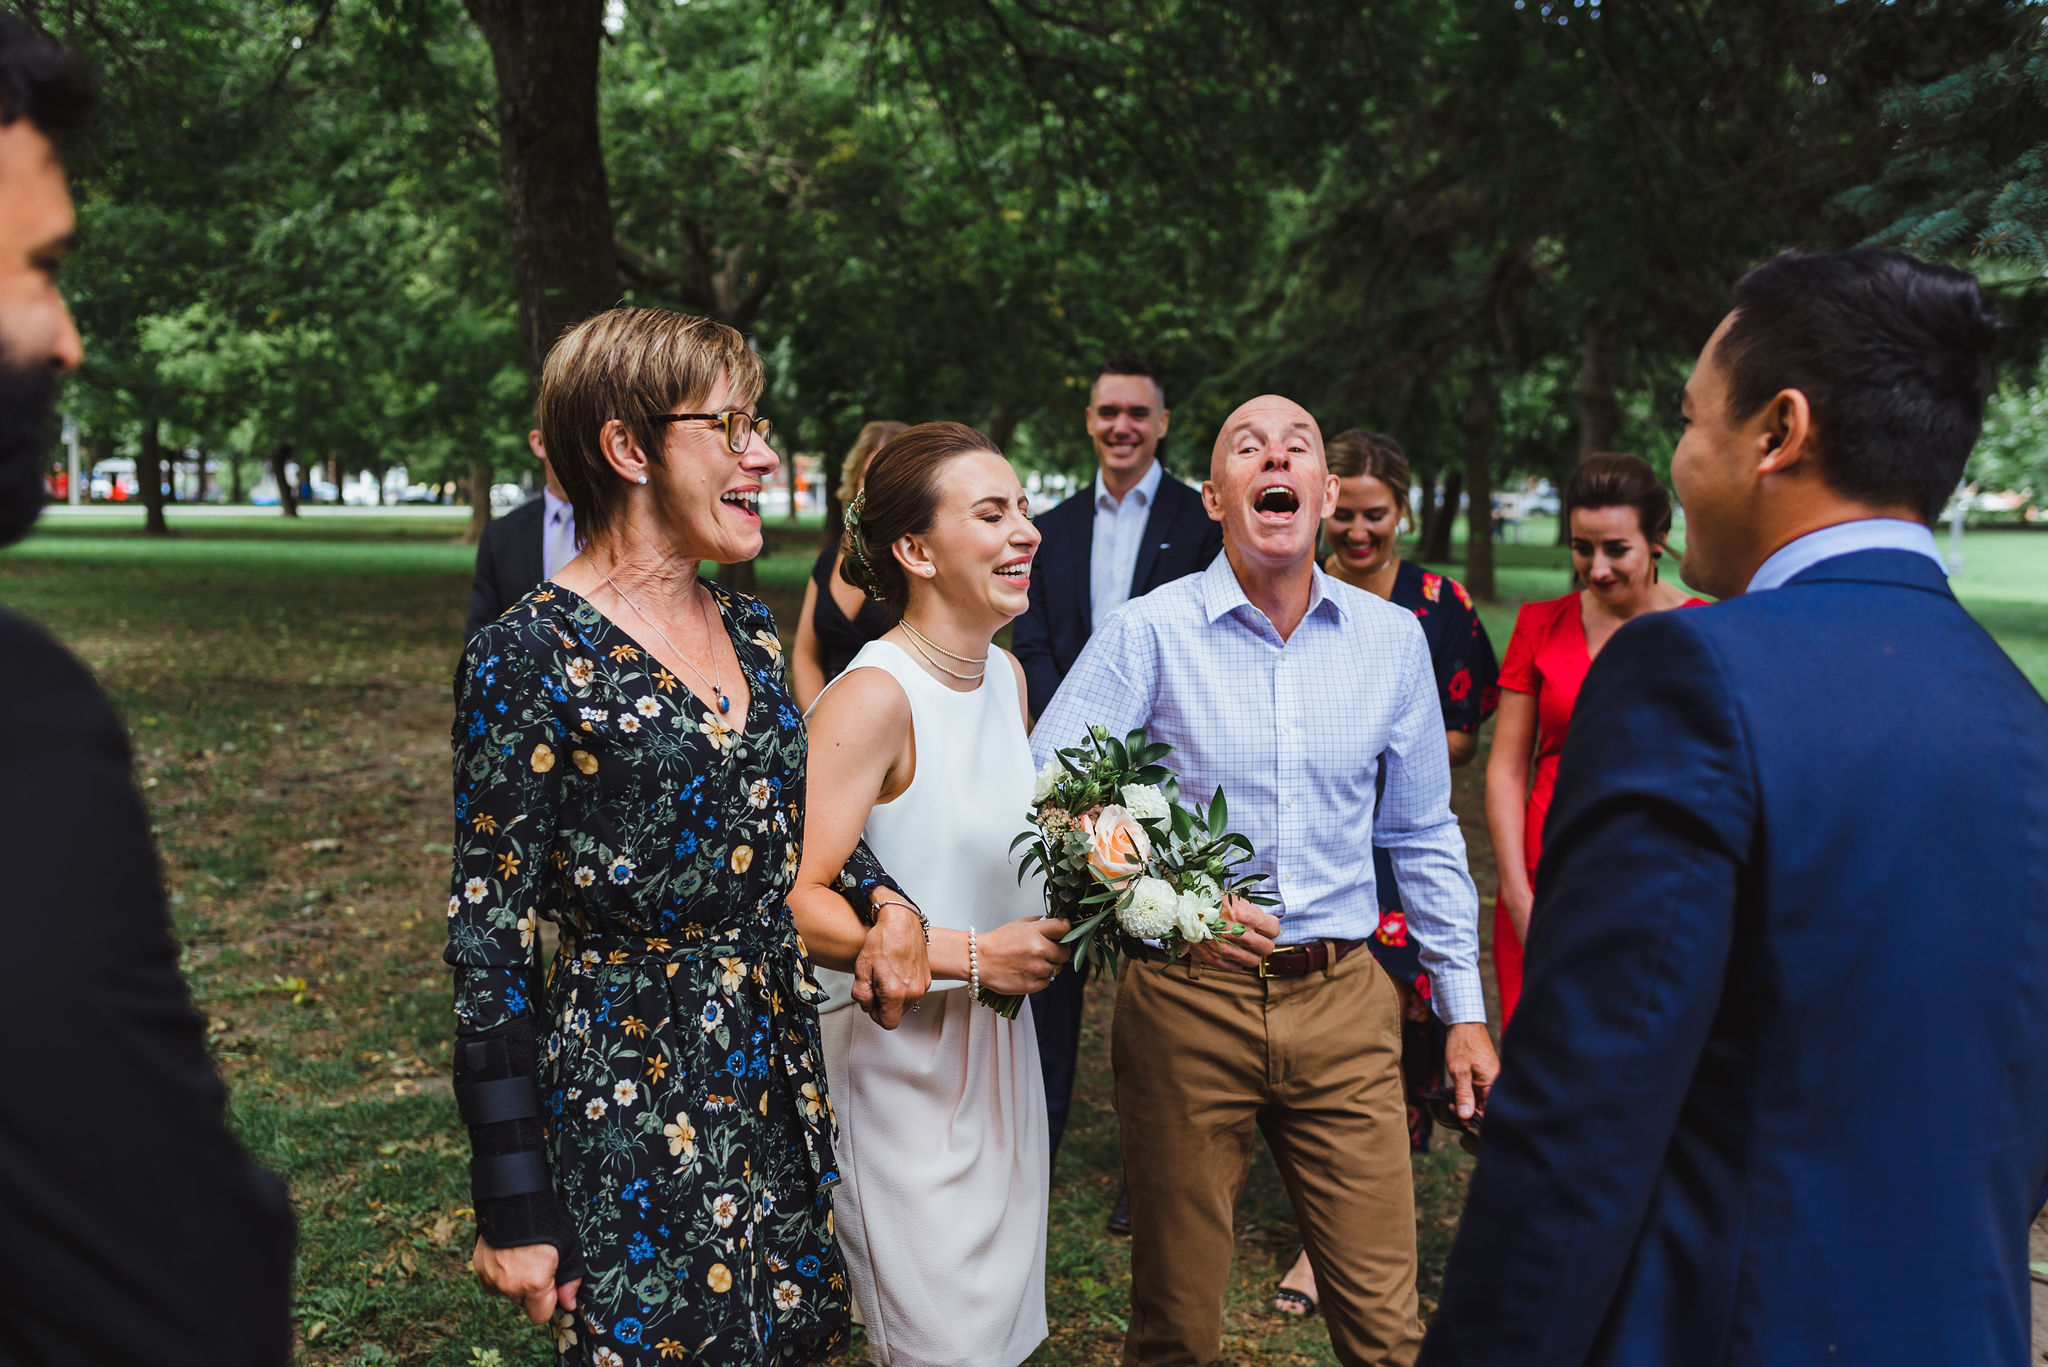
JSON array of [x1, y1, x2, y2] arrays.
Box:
[[195, 447, 209, 503], [1462, 374, 1499, 601], [713, 559, 758, 594], [137, 421, 168, 535], [1568, 310, 1622, 544], [271, 442, 299, 517], [1413, 468, 1437, 556], [467, 455, 494, 544], [1420, 470, 1460, 563], [228, 450, 244, 504], [1577, 310, 1622, 460], [987, 402, 1020, 453], [463, 0, 619, 378]]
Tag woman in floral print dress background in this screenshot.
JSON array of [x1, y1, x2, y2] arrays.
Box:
[[1271, 429, 1499, 1319], [446, 308, 910, 1367]]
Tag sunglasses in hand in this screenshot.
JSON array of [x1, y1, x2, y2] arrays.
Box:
[[1422, 1086, 1486, 1158]]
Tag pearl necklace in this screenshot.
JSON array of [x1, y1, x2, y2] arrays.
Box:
[[898, 619, 987, 682]]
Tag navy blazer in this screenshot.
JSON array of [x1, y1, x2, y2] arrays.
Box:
[[1013, 469, 1223, 716], [1423, 549, 2048, 1367], [465, 493, 547, 640]]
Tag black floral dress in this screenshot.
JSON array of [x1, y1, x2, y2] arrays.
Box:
[[1365, 560, 1499, 1149], [447, 582, 865, 1367]]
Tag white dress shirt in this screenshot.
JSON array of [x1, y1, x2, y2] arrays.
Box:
[[1090, 459, 1165, 633], [542, 487, 581, 580], [1746, 517, 1944, 594], [1032, 554, 1486, 1024]]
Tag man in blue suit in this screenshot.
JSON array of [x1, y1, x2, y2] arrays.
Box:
[[1014, 355, 1223, 1206], [1423, 247, 2048, 1366]]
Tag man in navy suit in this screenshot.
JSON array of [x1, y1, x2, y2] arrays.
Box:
[[1423, 248, 2048, 1365], [1014, 354, 1224, 1191], [465, 427, 579, 639], [0, 20, 296, 1362]]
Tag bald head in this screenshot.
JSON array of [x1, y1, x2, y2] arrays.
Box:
[[1201, 393, 1336, 579], [1210, 395, 1323, 482]]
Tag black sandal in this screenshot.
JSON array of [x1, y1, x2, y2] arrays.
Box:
[[1271, 1286, 1318, 1318]]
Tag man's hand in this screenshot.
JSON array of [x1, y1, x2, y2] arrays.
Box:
[[1445, 1021, 1499, 1120], [851, 900, 932, 1029], [1190, 896, 1281, 972], [473, 1238, 579, 1325]]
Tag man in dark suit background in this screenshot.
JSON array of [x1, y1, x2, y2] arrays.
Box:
[[1423, 248, 2048, 1366], [0, 17, 295, 1364], [1014, 355, 1223, 717], [465, 425, 579, 638], [1013, 354, 1223, 1207]]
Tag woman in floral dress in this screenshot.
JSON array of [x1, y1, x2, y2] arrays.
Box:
[[446, 308, 905, 1367]]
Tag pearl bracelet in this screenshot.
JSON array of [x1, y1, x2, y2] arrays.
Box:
[[968, 927, 980, 1000]]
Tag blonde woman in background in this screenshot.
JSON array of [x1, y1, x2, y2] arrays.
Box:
[[792, 419, 907, 708]]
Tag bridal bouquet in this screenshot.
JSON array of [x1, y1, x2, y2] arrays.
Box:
[[980, 726, 1275, 1018]]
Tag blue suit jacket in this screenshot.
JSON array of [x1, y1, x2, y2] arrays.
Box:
[[1422, 550, 2048, 1367], [1012, 470, 1222, 717]]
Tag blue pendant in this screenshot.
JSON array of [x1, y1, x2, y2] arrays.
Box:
[[717, 693, 731, 713]]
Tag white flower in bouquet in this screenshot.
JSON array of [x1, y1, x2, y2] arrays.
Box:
[[1173, 890, 1216, 943], [1119, 782, 1171, 823], [1083, 805, 1152, 883], [1119, 876, 1181, 939], [1031, 760, 1063, 804]]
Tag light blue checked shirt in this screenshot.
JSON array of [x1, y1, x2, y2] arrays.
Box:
[[1031, 553, 1486, 1024]]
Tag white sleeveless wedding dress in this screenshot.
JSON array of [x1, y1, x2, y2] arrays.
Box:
[[813, 639, 1049, 1367]]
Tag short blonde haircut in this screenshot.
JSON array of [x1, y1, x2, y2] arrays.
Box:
[[838, 420, 909, 503], [537, 307, 764, 544]]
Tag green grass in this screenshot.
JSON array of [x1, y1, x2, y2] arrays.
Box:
[[3, 514, 2044, 1367]]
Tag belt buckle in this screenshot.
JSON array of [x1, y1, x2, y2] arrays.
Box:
[[1256, 957, 1272, 980]]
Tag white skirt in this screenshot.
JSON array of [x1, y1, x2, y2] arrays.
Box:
[[821, 987, 1050, 1367]]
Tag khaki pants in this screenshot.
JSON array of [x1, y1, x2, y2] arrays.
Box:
[[1112, 943, 1422, 1367]]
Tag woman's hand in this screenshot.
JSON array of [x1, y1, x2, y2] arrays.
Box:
[[1501, 879, 1535, 944], [473, 1238, 579, 1325], [851, 901, 932, 1029], [973, 917, 1072, 995]]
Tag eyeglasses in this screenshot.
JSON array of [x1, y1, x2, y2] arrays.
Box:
[[648, 410, 774, 455]]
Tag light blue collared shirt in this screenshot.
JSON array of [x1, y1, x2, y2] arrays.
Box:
[[1089, 459, 1166, 633], [1745, 518, 1945, 594], [542, 486, 581, 580], [1032, 554, 1485, 1024]]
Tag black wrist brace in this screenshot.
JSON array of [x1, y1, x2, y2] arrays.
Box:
[[454, 1018, 584, 1284]]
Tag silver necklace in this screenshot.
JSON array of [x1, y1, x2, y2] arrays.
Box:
[[899, 618, 987, 670], [599, 572, 732, 715]]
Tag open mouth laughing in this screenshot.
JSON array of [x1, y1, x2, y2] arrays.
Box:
[[1253, 483, 1301, 519], [720, 488, 760, 520]]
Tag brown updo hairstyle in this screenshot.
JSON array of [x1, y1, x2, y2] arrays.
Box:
[[1565, 452, 1675, 549], [1326, 429, 1412, 526], [840, 421, 1004, 609]]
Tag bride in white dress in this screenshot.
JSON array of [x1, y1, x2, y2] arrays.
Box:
[[788, 421, 1070, 1367]]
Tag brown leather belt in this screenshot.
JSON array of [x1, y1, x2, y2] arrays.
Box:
[[1133, 937, 1368, 979]]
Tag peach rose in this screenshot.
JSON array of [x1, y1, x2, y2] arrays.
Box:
[[1083, 805, 1152, 884]]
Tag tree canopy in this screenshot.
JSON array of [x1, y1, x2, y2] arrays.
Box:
[[30, 0, 2047, 569]]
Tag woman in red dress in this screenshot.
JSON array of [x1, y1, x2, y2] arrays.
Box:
[[1485, 453, 1707, 1027]]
